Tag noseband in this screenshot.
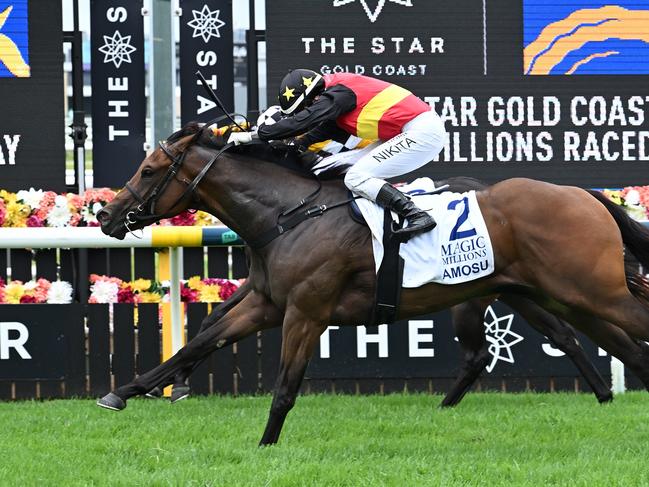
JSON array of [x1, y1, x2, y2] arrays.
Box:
[[123, 138, 233, 232]]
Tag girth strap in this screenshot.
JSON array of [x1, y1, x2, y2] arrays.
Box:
[[246, 203, 330, 248], [372, 209, 405, 326]]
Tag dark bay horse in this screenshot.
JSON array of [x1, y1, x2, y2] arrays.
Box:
[[159, 175, 618, 407], [164, 173, 649, 407], [96, 124, 649, 445]]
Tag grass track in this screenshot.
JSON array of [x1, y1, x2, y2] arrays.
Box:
[[1, 392, 649, 486]]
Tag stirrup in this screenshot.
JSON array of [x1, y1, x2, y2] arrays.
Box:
[[392, 216, 436, 238]]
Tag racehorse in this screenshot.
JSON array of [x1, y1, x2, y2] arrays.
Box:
[[160, 177, 649, 408], [96, 123, 649, 445]]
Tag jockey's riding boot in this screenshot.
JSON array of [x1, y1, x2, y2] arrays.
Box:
[[376, 183, 437, 238]]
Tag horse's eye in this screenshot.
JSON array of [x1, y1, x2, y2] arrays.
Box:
[[141, 168, 154, 178]]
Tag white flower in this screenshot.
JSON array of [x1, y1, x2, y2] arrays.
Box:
[[90, 280, 119, 303], [46, 196, 72, 227], [626, 189, 641, 206], [23, 280, 38, 291], [82, 201, 105, 225], [47, 281, 74, 304], [16, 187, 44, 210]]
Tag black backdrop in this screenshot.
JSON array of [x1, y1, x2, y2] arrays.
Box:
[[179, 0, 234, 125], [266, 0, 649, 186], [0, 0, 64, 192], [90, 0, 146, 188]]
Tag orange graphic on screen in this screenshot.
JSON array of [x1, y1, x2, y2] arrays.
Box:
[[524, 5, 649, 75], [0, 5, 30, 78]]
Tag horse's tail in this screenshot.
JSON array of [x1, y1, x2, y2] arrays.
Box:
[[586, 189, 649, 269], [625, 264, 649, 307]]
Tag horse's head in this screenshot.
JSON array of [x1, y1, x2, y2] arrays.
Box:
[[97, 123, 220, 239]]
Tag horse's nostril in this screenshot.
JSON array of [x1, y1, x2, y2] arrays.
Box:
[[96, 209, 109, 224]]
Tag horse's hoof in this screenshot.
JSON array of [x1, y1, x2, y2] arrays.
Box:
[[97, 392, 126, 411], [598, 392, 614, 404], [145, 387, 163, 399], [171, 385, 190, 404]]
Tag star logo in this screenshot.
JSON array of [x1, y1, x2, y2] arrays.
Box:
[[282, 86, 296, 101], [187, 4, 226, 43], [98, 30, 136, 68], [302, 76, 314, 87], [483, 306, 524, 372], [333, 0, 413, 23]]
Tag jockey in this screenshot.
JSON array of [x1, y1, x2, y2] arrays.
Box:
[[228, 69, 447, 238]]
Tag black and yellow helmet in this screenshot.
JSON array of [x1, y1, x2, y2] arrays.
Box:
[[278, 69, 325, 115]]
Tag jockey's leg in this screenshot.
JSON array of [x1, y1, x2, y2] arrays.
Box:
[[344, 110, 446, 238]]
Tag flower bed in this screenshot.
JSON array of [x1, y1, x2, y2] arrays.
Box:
[[89, 274, 243, 304], [602, 187, 649, 220], [0, 275, 243, 304], [0, 188, 220, 228], [0, 278, 73, 304], [3, 185, 648, 228]]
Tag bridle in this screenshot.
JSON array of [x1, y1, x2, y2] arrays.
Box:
[[123, 134, 234, 234]]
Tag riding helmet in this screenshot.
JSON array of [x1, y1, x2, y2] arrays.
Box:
[[278, 69, 325, 115]]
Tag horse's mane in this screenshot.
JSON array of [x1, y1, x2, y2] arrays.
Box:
[[167, 122, 345, 181]]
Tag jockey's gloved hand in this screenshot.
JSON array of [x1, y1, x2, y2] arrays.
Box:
[[227, 131, 254, 146]]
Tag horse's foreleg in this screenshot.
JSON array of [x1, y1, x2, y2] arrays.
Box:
[[167, 282, 253, 401], [97, 290, 282, 411], [441, 298, 492, 408], [258, 308, 326, 446], [500, 294, 612, 403]]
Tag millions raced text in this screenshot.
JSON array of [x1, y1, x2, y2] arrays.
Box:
[[425, 95, 649, 162]]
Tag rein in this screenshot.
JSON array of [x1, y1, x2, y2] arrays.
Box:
[[121, 128, 449, 247]]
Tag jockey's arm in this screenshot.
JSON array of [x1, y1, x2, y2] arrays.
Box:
[[257, 85, 355, 142], [293, 120, 350, 151]]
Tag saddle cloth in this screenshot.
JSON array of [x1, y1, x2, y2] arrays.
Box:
[[355, 177, 495, 287]]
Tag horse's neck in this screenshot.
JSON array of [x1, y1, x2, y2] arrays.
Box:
[[199, 156, 341, 243]]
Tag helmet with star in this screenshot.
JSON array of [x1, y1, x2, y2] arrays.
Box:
[[278, 69, 325, 115]]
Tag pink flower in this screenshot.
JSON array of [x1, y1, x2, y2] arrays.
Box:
[[219, 280, 240, 301], [180, 285, 199, 302], [36, 191, 57, 220], [32, 279, 51, 302], [66, 193, 84, 210], [84, 188, 116, 205], [26, 215, 44, 227], [202, 278, 222, 286], [69, 213, 82, 227]]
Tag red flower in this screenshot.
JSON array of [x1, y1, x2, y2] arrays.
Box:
[[219, 280, 239, 301], [117, 287, 136, 303], [20, 295, 38, 303], [168, 211, 196, 227], [180, 285, 199, 302]]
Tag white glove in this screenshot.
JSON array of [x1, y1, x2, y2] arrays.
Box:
[[227, 131, 253, 146]]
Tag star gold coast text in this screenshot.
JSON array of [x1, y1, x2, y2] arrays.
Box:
[[302, 36, 444, 77]]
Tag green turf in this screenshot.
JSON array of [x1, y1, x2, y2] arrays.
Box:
[[1, 392, 648, 486]]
